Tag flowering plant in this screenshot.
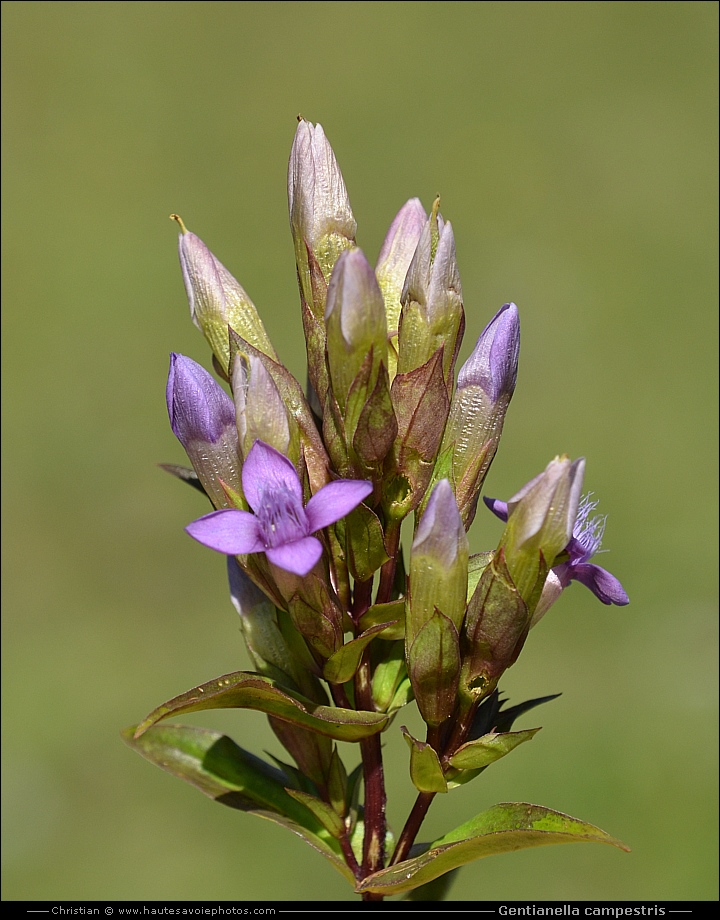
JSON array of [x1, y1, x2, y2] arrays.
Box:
[[124, 119, 629, 901]]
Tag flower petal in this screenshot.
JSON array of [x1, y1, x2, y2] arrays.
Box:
[[186, 509, 264, 555], [571, 563, 629, 606], [305, 479, 373, 533], [483, 497, 509, 522], [241, 439, 302, 511], [266, 536, 323, 576]]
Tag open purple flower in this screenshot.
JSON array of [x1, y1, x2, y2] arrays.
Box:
[[484, 492, 629, 608], [186, 439, 373, 576]]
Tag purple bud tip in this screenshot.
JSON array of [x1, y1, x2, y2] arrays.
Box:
[[166, 353, 236, 447], [413, 479, 466, 567], [458, 303, 520, 401]]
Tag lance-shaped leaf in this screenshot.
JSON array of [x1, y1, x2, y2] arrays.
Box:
[[323, 622, 394, 684], [408, 609, 461, 727], [269, 714, 333, 790], [448, 728, 540, 771], [402, 727, 448, 794], [122, 724, 354, 883], [404, 869, 460, 902], [134, 671, 388, 742], [327, 746, 348, 818], [285, 789, 346, 839], [123, 723, 303, 815], [357, 803, 629, 895]]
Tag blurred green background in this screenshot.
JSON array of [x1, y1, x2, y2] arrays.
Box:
[[2, 0, 717, 903]]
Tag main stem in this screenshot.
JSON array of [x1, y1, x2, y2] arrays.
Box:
[[356, 652, 386, 901]]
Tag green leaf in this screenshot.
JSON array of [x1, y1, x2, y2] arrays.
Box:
[[402, 727, 447, 794], [359, 599, 405, 639], [344, 502, 390, 581], [466, 552, 494, 602], [404, 868, 460, 901], [327, 746, 348, 818], [285, 789, 346, 839], [391, 348, 449, 462], [408, 609, 460, 726], [323, 623, 393, 684], [371, 640, 409, 712], [357, 803, 629, 896], [133, 671, 388, 742], [122, 724, 354, 883], [353, 363, 397, 463], [448, 728, 540, 771]]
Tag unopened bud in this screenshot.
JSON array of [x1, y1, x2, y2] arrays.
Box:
[[232, 352, 294, 461], [324, 249, 388, 409], [288, 119, 356, 314], [397, 201, 464, 388], [166, 353, 242, 509], [431, 303, 520, 527], [407, 480, 469, 646], [375, 198, 427, 379], [175, 218, 277, 372]]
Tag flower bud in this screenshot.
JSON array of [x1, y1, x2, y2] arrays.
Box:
[[325, 246, 389, 408], [396, 200, 464, 389], [430, 303, 520, 527], [232, 352, 295, 461], [288, 119, 356, 314], [407, 480, 469, 646], [166, 353, 242, 509], [500, 456, 585, 603], [457, 302, 520, 401], [174, 218, 277, 373], [375, 198, 427, 379], [406, 478, 468, 716]]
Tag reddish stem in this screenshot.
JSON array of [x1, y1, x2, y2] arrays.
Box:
[[390, 792, 436, 866], [355, 652, 386, 892], [376, 520, 401, 605]]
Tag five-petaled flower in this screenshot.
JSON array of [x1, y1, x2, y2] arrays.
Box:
[[186, 439, 372, 576], [484, 491, 629, 613]]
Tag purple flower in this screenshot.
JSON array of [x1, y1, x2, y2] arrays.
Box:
[[484, 492, 629, 608], [186, 439, 372, 576]]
